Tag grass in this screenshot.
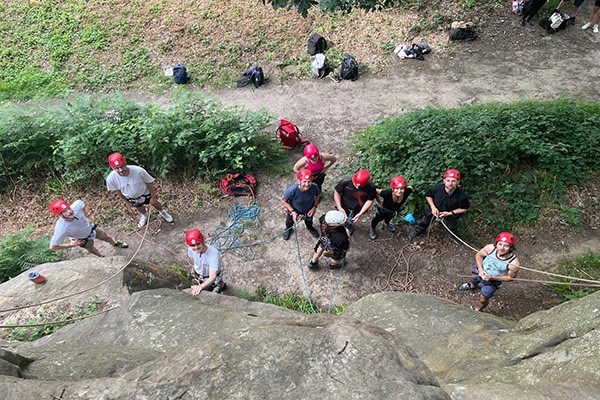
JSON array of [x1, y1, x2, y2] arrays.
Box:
[[0, 0, 491, 100], [237, 286, 347, 315], [549, 252, 600, 302]]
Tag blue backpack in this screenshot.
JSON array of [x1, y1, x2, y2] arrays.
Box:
[[173, 64, 190, 84]]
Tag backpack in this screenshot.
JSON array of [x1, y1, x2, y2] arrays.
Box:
[[307, 33, 327, 56], [317, 214, 350, 252], [237, 65, 264, 88], [540, 9, 570, 33], [311, 53, 330, 78], [173, 64, 190, 84], [275, 119, 309, 148], [219, 173, 257, 197], [340, 54, 359, 81]]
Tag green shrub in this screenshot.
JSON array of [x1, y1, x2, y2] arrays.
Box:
[[0, 92, 283, 188], [549, 252, 600, 302], [354, 99, 600, 229], [0, 226, 64, 283]]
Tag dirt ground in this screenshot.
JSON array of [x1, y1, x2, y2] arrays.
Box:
[[4, 6, 600, 320]]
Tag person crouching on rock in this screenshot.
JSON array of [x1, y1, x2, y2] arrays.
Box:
[[186, 229, 227, 296], [281, 168, 321, 240], [458, 232, 520, 312], [49, 199, 128, 257], [307, 210, 351, 270]]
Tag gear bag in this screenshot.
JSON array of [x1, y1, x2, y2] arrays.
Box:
[[339, 54, 359, 81], [311, 53, 330, 78], [173, 64, 190, 84], [307, 33, 327, 55], [275, 119, 309, 148], [219, 173, 257, 197], [237, 65, 264, 88]]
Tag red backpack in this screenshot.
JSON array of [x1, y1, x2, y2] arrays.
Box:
[[219, 173, 257, 198], [276, 119, 309, 148]]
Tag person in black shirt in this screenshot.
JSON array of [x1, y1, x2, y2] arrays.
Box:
[[334, 170, 377, 235], [369, 176, 413, 240], [409, 169, 469, 240]]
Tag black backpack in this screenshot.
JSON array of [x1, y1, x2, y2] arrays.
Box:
[[307, 33, 327, 56], [340, 54, 359, 81], [173, 64, 190, 84], [237, 65, 264, 89]]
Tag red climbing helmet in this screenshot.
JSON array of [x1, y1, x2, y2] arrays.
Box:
[[496, 232, 516, 245], [49, 199, 70, 215], [108, 152, 126, 167], [352, 170, 370, 188], [303, 144, 319, 159], [443, 169, 461, 180], [297, 168, 313, 181], [186, 229, 205, 246], [390, 176, 407, 189]]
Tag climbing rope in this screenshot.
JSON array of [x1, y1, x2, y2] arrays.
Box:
[[211, 202, 262, 261], [0, 306, 119, 329], [292, 226, 317, 314]]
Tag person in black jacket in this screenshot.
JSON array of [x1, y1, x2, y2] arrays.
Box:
[[409, 169, 469, 240]]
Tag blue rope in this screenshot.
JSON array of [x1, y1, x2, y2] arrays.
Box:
[[211, 203, 261, 260], [327, 260, 346, 314], [293, 227, 317, 314]]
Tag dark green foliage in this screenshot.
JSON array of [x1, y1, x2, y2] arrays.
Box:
[[354, 99, 600, 229], [237, 286, 347, 314], [263, 0, 404, 16], [0, 93, 282, 188], [0, 226, 64, 283], [549, 253, 600, 302]]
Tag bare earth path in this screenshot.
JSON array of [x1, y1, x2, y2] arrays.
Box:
[[10, 14, 600, 319]]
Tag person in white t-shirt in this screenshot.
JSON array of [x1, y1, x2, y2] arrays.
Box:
[[49, 199, 128, 257], [105, 152, 174, 228], [185, 229, 227, 296]]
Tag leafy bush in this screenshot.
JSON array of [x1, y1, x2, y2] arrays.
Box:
[[0, 226, 64, 283], [0, 92, 283, 187], [354, 99, 600, 229], [549, 252, 600, 302], [237, 286, 347, 314]]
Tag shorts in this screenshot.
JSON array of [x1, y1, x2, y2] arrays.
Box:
[[78, 226, 103, 249], [126, 193, 151, 208], [470, 266, 502, 299]]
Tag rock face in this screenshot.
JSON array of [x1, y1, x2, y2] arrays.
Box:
[[1, 257, 599, 399], [342, 292, 600, 399]]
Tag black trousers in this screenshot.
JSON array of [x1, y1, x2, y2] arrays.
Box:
[[414, 207, 460, 234], [286, 213, 314, 230]]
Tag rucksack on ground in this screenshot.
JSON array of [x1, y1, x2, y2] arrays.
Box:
[[311, 53, 330, 78], [219, 173, 257, 197], [173, 64, 190, 84], [339, 54, 359, 81], [275, 119, 309, 149], [540, 9, 570, 33], [237, 65, 264, 88], [307, 33, 327, 55]]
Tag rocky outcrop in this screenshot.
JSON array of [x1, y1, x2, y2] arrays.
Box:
[[0, 257, 599, 399]]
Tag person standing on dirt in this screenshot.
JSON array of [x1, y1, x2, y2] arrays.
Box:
[[409, 169, 469, 240], [557, 0, 585, 25], [293, 144, 337, 191], [369, 176, 413, 240], [49, 199, 128, 257], [334, 170, 377, 234], [186, 229, 227, 295], [458, 232, 520, 312], [281, 169, 321, 240], [581, 0, 600, 32], [307, 210, 351, 270], [106, 152, 174, 228]]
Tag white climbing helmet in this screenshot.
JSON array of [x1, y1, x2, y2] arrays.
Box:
[[325, 210, 346, 227]]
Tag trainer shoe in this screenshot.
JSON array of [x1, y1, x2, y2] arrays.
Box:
[[307, 260, 318, 270], [570, 16, 576, 25], [282, 229, 291, 240], [408, 230, 422, 240], [113, 241, 129, 249], [307, 226, 320, 239], [594, 24, 599, 33], [582, 22, 591, 29], [159, 210, 174, 223], [458, 282, 475, 291], [386, 222, 396, 233], [369, 229, 378, 240], [138, 213, 149, 228]]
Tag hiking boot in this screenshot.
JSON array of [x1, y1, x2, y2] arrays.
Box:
[[369, 229, 378, 240], [458, 282, 475, 291], [570, 16, 576, 25], [282, 229, 292, 240], [159, 210, 174, 223], [307, 226, 320, 239], [138, 213, 149, 228], [594, 24, 599, 33], [386, 222, 396, 233], [409, 230, 422, 240], [307, 260, 318, 270], [329, 259, 347, 270], [113, 241, 129, 249], [581, 22, 592, 29]]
